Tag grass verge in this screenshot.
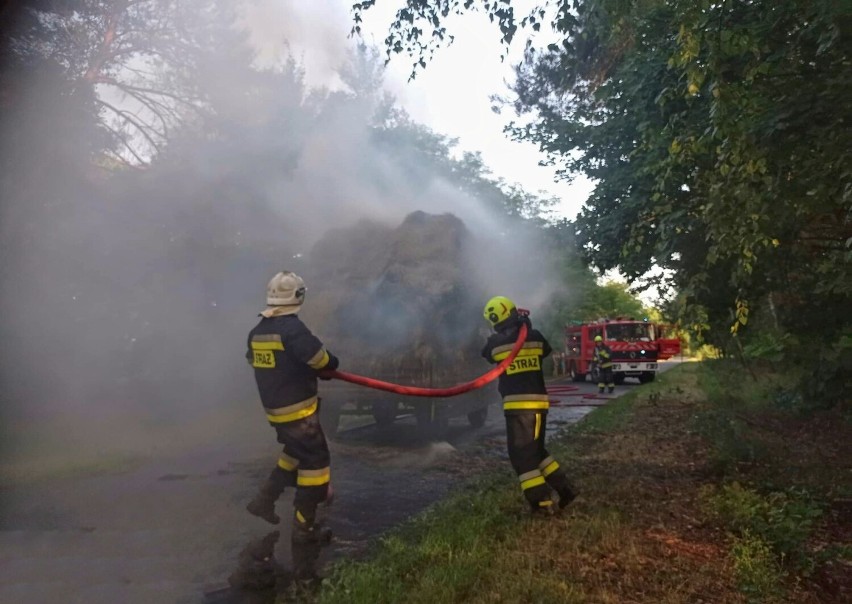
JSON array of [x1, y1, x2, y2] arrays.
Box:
[[285, 362, 851, 603]]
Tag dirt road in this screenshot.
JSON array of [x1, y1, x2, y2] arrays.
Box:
[[0, 363, 679, 604]]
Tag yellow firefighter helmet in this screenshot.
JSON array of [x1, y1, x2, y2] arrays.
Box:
[[595, 335, 603, 342], [483, 295, 517, 326]]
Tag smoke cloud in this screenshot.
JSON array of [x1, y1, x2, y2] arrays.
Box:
[[0, 1, 561, 477]]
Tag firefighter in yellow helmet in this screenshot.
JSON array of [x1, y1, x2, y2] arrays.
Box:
[[481, 296, 576, 514], [245, 271, 338, 580], [594, 335, 615, 394]]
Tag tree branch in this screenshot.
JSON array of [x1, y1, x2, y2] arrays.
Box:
[[116, 86, 174, 137], [96, 98, 161, 155], [99, 120, 148, 166], [83, 1, 128, 84], [94, 75, 200, 109]]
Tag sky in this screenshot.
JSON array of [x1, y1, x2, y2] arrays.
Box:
[[243, 0, 595, 221]]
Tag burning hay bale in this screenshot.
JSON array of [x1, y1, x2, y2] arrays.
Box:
[[303, 211, 488, 385]]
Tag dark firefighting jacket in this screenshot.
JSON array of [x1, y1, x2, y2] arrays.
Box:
[[594, 343, 613, 368], [482, 317, 552, 413], [246, 314, 339, 425]]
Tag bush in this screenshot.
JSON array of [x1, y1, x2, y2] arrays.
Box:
[[693, 410, 769, 475], [707, 482, 823, 571], [742, 331, 790, 363], [730, 530, 785, 602]]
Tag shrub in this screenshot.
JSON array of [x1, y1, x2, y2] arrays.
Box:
[[707, 482, 823, 571], [730, 530, 785, 602]]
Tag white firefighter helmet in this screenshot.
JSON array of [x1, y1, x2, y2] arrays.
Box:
[[262, 271, 306, 316]]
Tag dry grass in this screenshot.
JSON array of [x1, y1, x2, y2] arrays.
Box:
[[304, 363, 851, 604]]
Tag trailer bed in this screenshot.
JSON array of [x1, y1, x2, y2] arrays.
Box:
[[319, 361, 497, 438]]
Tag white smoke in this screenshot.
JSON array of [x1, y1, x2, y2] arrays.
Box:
[[0, 0, 565, 476]]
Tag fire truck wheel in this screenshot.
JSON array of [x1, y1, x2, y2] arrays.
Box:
[[569, 362, 586, 383], [614, 374, 626, 385], [639, 372, 656, 384]]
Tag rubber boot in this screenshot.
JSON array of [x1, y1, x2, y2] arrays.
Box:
[[291, 513, 332, 583], [557, 486, 577, 509], [529, 499, 556, 517], [227, 530, 282, 591], [598, 388, 605, 395], [292, 520, 333, 546], [246, 473, 288, 525]]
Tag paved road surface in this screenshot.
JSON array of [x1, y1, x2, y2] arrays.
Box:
[[0, 362, 680, 603]]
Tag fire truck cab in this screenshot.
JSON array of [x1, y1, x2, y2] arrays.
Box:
[[564, 318, 681, 385]]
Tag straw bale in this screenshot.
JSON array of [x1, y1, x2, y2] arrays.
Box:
[[302, 211, 488, 382]]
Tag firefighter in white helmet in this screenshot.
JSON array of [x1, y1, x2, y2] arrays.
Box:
[[245, 271, 338, 580], [481, 296, 576, 514]]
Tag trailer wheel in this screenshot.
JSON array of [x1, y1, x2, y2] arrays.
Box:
[[371, 400, 397, 426], [569, 362, 586, 383], [416, 405, 449, 439], [467, 407, 488, 428], [319, 400, 342, 438]]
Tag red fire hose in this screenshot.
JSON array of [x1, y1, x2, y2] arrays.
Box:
[[318, 324, 528, 397]]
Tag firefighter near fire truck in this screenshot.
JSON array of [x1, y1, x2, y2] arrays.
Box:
[[481, 296, 576, 514], [245, 271, 337, 581], [564, 318, 680, 385], [593, 335, 615, 394]]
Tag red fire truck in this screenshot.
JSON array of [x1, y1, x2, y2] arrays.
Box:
[[564, 318, 681, 384]]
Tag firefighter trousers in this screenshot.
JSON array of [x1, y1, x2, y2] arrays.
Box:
[[505, 411, 573, 509], [598, 365, 614, 391], [269, 409, 331, 525]]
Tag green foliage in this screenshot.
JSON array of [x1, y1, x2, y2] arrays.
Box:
[[315, 477, 518, 604], [730, 530, 785, 602], [691, 359, 795, 473], [797, 328, 852, 411], [694, 409, 770, 475], [533, 219, 653, 344], [704, 479, 827, 599], [584, 281, 646, 320], [770, 387, 805, 413], [371, 111, 559, 222], [537, 256, 652, 347], [361, 0, 852, 408], [707, 482, 823, 573], [352, 1, 527, 80], [742, 331, 790, 363]]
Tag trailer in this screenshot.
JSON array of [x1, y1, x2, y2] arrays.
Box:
[[564, 318, 681, 384], [318, 360, 497, 439], [302, 211, 501, 438]]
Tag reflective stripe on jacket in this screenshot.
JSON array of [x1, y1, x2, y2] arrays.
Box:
[[482, 318, 552, 413], [594, 344, 613, 368], [246, 314, 338, 424]]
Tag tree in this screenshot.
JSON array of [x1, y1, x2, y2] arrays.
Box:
[[355, 0, 851, 403], [371, 107, 559, 221], [352, 0, 534, 79], [1, 0, 249, 164], [510, 0, 849, 401]]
